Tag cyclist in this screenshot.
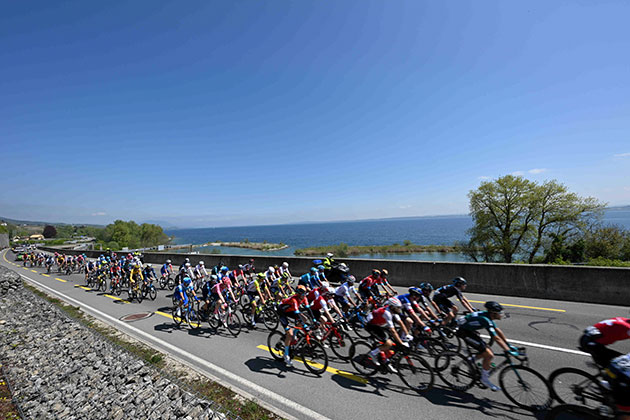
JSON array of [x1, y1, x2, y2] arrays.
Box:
[[308, 284, 336, 326], [279, 262, 292, 280], [334, 275, 363, 312], [243, 259, 255, 278], [365, 297, 411, 373], [194, 261, 208, 281], [200, 274, 218, 314], [358, 269, 381, 300], [174, 276, 198, 316], [316, 265, 328, 283], [160, 259, 173, 279], [433, 277, 475, 324], [129, 263, 144, 295], [397, 287, 432, 335], [456, 301, 519, 391], [580, 317, 630, 368], [277, 285, 312, 367], [322, 253, 335, 271], [142, 263, 157, 287], [299, 267, 321, 291], [418, 282, 442, 320], [377, 269, 397, 296], [245, 274, 267, 327]]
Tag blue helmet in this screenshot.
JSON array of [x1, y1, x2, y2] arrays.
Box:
[[310, 267, 318, 273], [183, 277, 192, 286], [408, 287, 422, 297], [220, 266, 229, 272], [317, 265, 325, 271], [419, 282, 434, 292]]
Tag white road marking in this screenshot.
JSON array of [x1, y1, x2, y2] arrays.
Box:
[[17, 272, 331, 420], [480, 334, 588, 356]]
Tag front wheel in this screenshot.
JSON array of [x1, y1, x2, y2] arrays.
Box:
[[172, 306, 183, 327], [499, 365, 552, 411], [186, 302, 202, 329], [397, 353, 435, 393], [262, 307, 279, 331], [267, 331, 286, 362], [328, 329, 354, 361], [148, 285, 157, 301], [548, 367, 605, 409], [226, 311, 242, 337], [300, 339, 329, 375]]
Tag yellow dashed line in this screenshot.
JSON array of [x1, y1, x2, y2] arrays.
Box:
[[31, 269, 37, 273], [42, 274, 50, 277], [468, 300, 566, 313], [104, 294, 129, 304], [155, 310, 174, 320], [55, 277, 67, 283], [257, 344, 367, 384]]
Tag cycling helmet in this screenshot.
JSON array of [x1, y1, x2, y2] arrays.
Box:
[[183, 277, 192, 286], [185, 262, 191, 267], [199, 261, 205, 265], [249, 258, 255, 263], [145, 263, 151, 268], [221, 266, 229, 272], [166, 259, 171, 264], [296, 285, 307, 295], [381, 269, 389, 276], [387, 297, 402, 309], [372, 269, 381, 276], [238, 264, 243, 270], [326, 253, 334, 258], [257, 272, 265, 279], [184, 258, 190, 263], [310, 267, 318, 273], [452, 277, 467, 286], [346, 275, 356, 284], [317, 265, 325, 271], [282, 262, 289, 268], [326, 287, 335, 295], [484, 301, 504, 313], [408, 287, 422, 297], [268, 266, 274, 272], [211, 275, 218, 281], [419, 282, 434, 292], [320, 281, 330, 288]]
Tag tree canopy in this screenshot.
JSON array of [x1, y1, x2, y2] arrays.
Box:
[[464, 175, 605, 263]]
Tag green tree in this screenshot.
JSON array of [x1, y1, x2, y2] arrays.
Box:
[[584, 225, 630, 260], [43, 225, 57, 238], [466, 175, 604, 263]]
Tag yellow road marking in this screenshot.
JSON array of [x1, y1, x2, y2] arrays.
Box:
[[155, 310, 174, 320], [77, 285, 91, 290], [55, 277, 67, 283], [256, 344, 367, 384], [105, 294, 129, 304], [468, 300, 565, 313], [30, 269, 37, 273], [42, 274, 50, 277]]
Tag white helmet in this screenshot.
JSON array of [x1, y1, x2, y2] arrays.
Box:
[[387, 297, 402, 309], [326, 253, 333, 258], [282, 262, 289, 268], [185, 262, 191, 267], [268, 266, 274, 272], [166, 259, 171, 264], [320, 281, 329, 288], [199, 261, 205, 265]]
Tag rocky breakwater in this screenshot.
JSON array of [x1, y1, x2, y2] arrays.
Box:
[[0, 265, 235, 419]]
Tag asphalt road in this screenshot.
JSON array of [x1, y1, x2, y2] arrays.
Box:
[[3, 249, 628, 420]]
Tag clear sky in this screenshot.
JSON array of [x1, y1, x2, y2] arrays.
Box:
[[2, 1, 630, 227]]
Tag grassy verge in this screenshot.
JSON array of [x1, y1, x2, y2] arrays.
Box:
[[0, 368, 20, 420], [22, 283, 283, 420], [295, 242, 458, 257]]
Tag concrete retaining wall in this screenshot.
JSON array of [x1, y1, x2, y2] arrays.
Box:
[[37, 246, 630, 306], [0, 233, 9, 249]]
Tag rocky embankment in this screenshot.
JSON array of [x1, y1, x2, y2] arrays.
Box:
[[0, 265, 234, 419]]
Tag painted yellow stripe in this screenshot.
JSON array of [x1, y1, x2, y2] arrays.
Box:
[[256, 344, 367, 384], [155, 310, 174, 320], [104, 294, 129, 304], [468, 300, 565, 313], [42, 274, 50, 277], [55, 277, 67, 283], [78, 285, 91, 290], [30, 269, 37, 273]]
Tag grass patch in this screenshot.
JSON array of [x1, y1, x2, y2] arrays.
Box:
[[21, 282, 283, 420]]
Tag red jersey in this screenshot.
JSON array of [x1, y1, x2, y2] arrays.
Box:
[[360, 275, 378, 289], [280, 294, 308, 313], [593, 318, 630, 345]]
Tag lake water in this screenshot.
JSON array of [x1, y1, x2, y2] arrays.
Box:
[[166, 208, 630, 262]]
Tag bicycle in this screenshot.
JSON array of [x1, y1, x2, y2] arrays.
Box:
[[435, 345, 552, 411], [159, 274, 174, 290], [172, 299, 202, 329], [548, 362, 608, 410], [127, 281, 144, 303], [314, 320, 355, 361], [141, 278, 158, 301], [267, 325, 329, 375], [348, 339, 434, 393], [344, 304, 372, 339], [207, 302, 242, 337]]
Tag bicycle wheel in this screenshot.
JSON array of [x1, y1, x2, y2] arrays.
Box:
[[397, 353, 435, 393], [135, 288, 144, 303], [435, 351, 477, 391], [113, 282, 122, 296], [348, 316, 372, 340], [349, 340, 380, 377], [207, 311, 221, 330], [439, 329, 462, 353], [159, 277, 167, 290], [226, 311, 242, 337], [415, 337, 448, 360], [300, 339, 329, 375], [544, 403, 602, 420], [167, 276, 175, 290], [267, 331, 286, 362], [100, 279, 108, 292], [187, 302, 202, 329], [262, 307, 279, 331], [548, 367, 605, 409], [148, 285, 157, 301], [172, 306, 183, 327], [328, 329, 354, 361], [500, 365, 553, 411]]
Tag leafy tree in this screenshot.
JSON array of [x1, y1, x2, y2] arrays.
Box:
[[584, 225, 630, 260], [42, 225, 57, 238], [466, 175, 604, 263]]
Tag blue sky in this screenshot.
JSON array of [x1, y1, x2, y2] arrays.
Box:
[[2, 1, 630, 228]]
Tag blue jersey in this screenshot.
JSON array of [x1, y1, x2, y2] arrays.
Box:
[[161, 264, 171, 274], [397, 293, 420, 313], [174, 284, 188, 303]]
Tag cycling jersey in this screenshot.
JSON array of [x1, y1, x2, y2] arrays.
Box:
[[397, 293, 421, 313], [458, 311, 497, 337], [174, 284, 188, 304], [434, 284, 463, 300], [335, 282, 356, 298], [590, 318, 630, 345], [278, 295, 309, 314], [246, 279, 260, 294], [161, 263, 172, 275], [367, 307, 400, 329], [359, 275, 378, 290], [299, 273, 320, 289]]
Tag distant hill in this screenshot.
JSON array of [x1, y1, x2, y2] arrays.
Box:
[[0, 216, 103, 227]]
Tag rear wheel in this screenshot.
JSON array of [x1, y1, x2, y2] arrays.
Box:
[[435, 351, 477, 391], [148, 285, 157, 301], [267, 331, 286, 362], [186, 302, 202, 329], [548, 367, 605, 409], [328, 329, 354, 361], [226, 311, 242, 337], [262, 307, 279, 330], [172, 306, 183, 327], [349, 340, 379, 377]]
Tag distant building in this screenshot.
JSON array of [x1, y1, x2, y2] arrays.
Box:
[[29, 234, 45, 240]]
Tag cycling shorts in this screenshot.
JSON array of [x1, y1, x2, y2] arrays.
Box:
[[456, 328, 487, 353], [365, 324, 388, 342], [579, 334, 622, 368], [277, 309, 299, 329], [246, 291, 259, 303], [333, 295, 349, 307], [608, 354, 630, 411], [433, 294, 454, 312]]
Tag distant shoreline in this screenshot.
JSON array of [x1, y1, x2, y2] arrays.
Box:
[[295, 243, 459, 256], [194, 241, 288, 252]]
